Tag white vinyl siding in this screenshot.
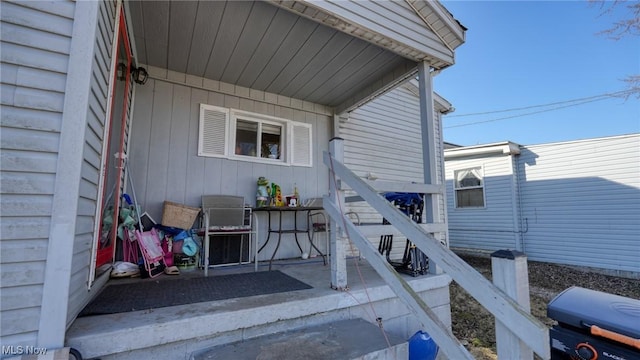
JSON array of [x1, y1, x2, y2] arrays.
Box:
[[446, 156, 519, 251], [341, 85, 424, 224], [445, 134, 640, 277], [340, 84, 447, 258], [130, 72, 330, 261], [518, 134, 640, 275], [65, 0, 118, 323], [0, 0, 75, 346]]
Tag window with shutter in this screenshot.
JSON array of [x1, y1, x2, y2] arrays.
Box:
[[198, 104, 229, 157], [198, 105, 312, 167]]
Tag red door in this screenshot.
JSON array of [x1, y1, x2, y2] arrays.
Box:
[[96, 8, 133, 271]]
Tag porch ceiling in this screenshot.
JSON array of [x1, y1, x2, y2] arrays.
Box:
[[127, 0, 440, 109]]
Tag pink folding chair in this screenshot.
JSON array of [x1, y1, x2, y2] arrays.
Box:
[[135, 228, 165, 278], [123, 228, 139, 264]]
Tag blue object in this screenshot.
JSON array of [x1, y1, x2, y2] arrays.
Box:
[[122, 193, 133, 205], [409, 330, 438, 360], [174, 230, 190, 241], [181, 237, 198, 257]]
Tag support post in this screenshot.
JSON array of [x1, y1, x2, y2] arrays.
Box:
[[418, 61, 443, 275], [491, 250, 534, 360], [328, 137, 347, 290]]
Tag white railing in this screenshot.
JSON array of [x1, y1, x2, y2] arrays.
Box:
[[323, 150, 550, 360]]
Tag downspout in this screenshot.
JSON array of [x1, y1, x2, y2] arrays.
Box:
[[513, 153, 526, 252], [510, 153, 522, 251]]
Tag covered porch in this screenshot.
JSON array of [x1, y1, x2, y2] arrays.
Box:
[[69, 0, 466, 358], [67, 258, 452, 359]]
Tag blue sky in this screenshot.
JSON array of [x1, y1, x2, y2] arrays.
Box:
[[435, 1, 639, 146]]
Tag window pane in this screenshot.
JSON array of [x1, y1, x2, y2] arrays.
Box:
[[261, 124, 282, 159], [456, 171, 482, 188], [456, 189, 484, 207], [236, 120, 257, 156]]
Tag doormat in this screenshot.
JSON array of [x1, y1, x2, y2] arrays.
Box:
[[79, 270, 312, 316]]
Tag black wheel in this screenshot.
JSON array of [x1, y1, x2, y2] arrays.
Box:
[[69, 348, 83, 360]]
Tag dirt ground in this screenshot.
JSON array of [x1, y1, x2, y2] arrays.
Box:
[[449, 252, 640, 359]]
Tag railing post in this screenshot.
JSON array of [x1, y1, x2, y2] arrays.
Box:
[[328, 137, 348, 290], [491, 250, 534, 360]]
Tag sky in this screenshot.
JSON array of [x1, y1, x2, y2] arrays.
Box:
[[434, 1, 639, 146]]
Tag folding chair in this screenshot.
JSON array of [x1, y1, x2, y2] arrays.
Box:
[[201, 195, 252, 276], [134, 228, 166, 278]]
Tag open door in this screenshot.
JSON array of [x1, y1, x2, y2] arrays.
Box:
[[92, 6, 134, 279]]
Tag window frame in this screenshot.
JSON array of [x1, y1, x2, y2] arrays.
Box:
[[453, 166, 486, 209], [230, 110, 287, 164], [198, 104, 312, 167]]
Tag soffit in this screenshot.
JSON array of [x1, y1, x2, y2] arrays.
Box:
[[128, 0, 419, 108]]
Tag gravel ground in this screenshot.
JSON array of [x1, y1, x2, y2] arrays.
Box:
[[449, 252, 640, 359]]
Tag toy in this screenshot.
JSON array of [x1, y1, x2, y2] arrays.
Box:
[[271, 182, 285, 207], [256, 177, 269, 207]]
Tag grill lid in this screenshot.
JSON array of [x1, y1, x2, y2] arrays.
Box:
[[547, 286, 640, 339]]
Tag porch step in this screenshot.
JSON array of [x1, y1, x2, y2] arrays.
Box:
[[65, 262, 452, 360], [191, 318, 407, 360]]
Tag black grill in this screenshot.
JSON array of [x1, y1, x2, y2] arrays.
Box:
[[547, 286, 640, 360]]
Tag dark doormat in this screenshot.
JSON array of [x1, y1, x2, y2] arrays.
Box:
[[79, 270, 312, 317]]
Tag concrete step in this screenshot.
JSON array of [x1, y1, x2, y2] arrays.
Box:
[[191, 318, 408, 360]]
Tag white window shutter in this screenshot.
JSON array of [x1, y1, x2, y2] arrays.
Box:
[[291, 122, 312, 167], [199, 104, 229, 157]]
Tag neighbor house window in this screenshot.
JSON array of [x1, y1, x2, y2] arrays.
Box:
[[198, 104, 312, 167], [454, 167, 485, 208]]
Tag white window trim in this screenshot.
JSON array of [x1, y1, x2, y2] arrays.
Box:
[[198, 104, 312, 167], [230, 109, 288, 165], [453, 166, 486, 209]]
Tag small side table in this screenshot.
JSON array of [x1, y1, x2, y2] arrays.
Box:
[[253, 206, 327, 270]]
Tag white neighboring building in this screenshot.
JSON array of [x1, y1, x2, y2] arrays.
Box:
[[444, 133, 640, 278]]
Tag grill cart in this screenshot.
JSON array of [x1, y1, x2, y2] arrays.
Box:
[[547, 286, 640, 360]]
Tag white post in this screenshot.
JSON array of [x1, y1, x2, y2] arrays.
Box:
[[328, 137, 348, 290], [491, 250, 534, 360], [418, 61, 443, 275]]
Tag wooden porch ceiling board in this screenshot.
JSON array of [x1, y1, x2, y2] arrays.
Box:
[[311, 48, 400, 106], [277, 32, 355, 96], [248, 18, 320, 90], [130, 0, 462, 108], [141, 0, 169, 69], [234, 8, 300, 87], [184, 1, 226, 76], [127, 1, 146, 66], [261, 24, 337, 95], [167, 0, 198, 73], [218, 2, 280, 85], [204, 1, 255, 81]]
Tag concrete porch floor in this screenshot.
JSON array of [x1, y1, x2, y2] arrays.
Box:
[[66, 257, 452, 359]]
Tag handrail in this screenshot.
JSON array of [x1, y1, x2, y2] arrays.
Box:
[[324, 151, 550, 359], [323, 197, 473, 359]]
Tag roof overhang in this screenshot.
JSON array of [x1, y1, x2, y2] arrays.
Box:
[[444, 141, 521, 160], [401, 80, 454, 114], [126, 0, 466, 112], [270, 0, 466, 68]]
